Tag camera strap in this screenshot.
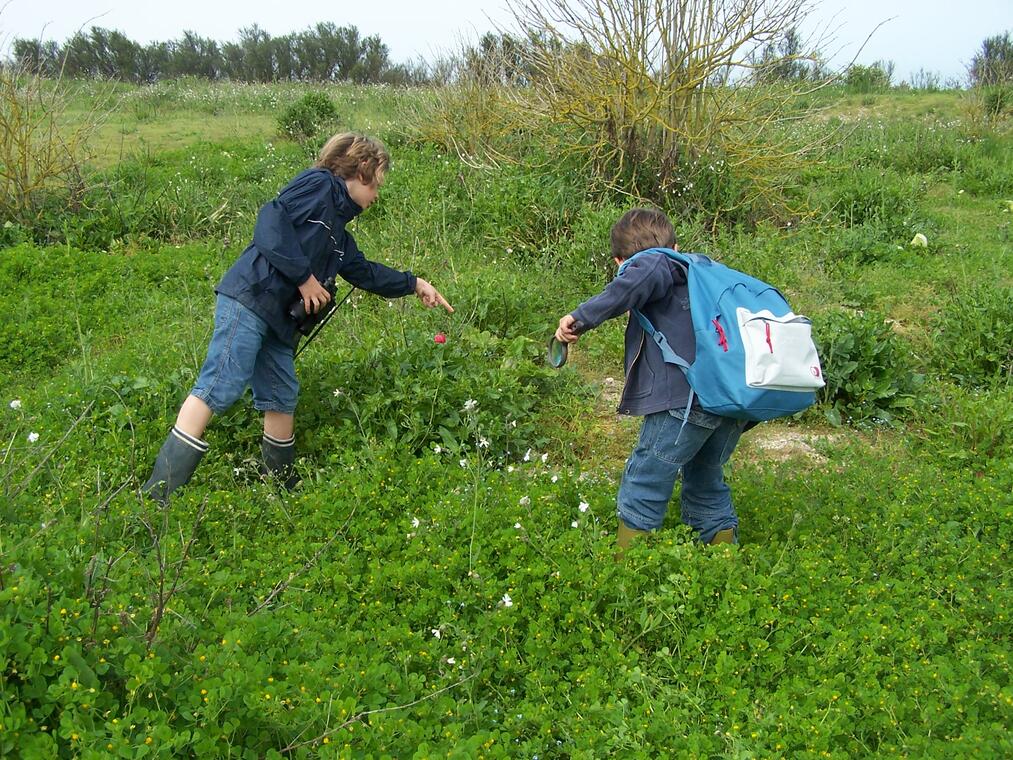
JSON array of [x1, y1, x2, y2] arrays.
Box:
[[294, 286, 356, 360]]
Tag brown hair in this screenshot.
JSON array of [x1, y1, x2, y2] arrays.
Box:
[[315, 132, 390, 184], [610, 208, 676, 260]]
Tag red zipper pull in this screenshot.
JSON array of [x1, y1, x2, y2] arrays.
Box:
[[712, 318, 729, 352]]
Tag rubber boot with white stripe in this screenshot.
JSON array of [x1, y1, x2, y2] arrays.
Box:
[[142, 426, 208, 505], [261, 433, 300, 490]]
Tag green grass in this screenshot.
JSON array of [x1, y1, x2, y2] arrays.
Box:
[[1, 82, 1011, 758]]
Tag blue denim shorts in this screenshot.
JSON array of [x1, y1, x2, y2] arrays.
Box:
[[190, 295, 299, 415]]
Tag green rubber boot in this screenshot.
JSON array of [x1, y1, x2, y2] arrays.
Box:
[[142, 427, 208, 506], [709, 528, 736, 545], [261, 433, 300, 490], [616, 520, 650, 560]]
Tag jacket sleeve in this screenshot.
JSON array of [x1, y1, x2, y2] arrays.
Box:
[[251, 172, 332, 286], [570, 255, 683, 331], [336, 232, 417, 297]]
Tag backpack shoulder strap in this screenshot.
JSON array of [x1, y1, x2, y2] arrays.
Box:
[[630, 309, 691, 370], [617, 248, 696, 371]]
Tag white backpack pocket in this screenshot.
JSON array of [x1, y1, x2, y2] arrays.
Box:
[[737, 308, 825, 391]]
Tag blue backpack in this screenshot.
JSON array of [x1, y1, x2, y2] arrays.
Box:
[[619, 248, 824, 422]]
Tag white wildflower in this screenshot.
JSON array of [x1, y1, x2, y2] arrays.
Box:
[[462, 399, 478, 412], [551, 475, 558, 483], [478, 436, 490, 449], [523, 448, 532, 462], [501, 593, 513, 607], [27, 432, 39, 443], [540, 453, 548, 464], [514, 522, 522, 529], [571, 520, 579, 528], [412, 517, 420, 528], [578, 501, 589, 513], [507, 465, 515, 473], [332, 388, 342, 397], [519, 496, 530, 507], [459, 459, 468, 468], [434, 445, 443, 454], [446, 657, 455, 665], [9, 399, 22, 410], [431, 628, 441, 638]]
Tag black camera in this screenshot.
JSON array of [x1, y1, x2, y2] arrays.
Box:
[[288, 276, 337, 335]]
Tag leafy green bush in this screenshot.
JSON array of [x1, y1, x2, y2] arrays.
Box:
[[277, 92, 338, 140], [930, 282, 1013, 388], [845, 62, 893, 93], [298, 321, 574, 460], [912, 383, 1013, 471], [813, 309, 922, 425], [970, 32, 1013, 87]]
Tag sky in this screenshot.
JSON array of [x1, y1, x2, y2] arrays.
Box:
[[1, 0, 1009, 84]]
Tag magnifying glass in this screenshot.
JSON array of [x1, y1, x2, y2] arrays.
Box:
[[546, 321, 583, 368], [547, 336, 569, 368]]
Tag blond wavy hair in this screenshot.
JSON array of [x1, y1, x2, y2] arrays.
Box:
[[315, 132, 390, 184]]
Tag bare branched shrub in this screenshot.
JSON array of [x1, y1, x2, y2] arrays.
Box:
[[408, 1, 842, 226], [505, 0, 840, 221], [0, 43, 111, 231]]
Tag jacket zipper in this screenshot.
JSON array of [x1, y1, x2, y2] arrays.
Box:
[[620, 331, 646, 413]]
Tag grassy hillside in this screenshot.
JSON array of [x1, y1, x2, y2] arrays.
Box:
[[1, 80, 1010, 758]]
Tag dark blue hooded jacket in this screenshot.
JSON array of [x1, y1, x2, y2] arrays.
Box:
[[570, 252, 695, 416], [216, 167, 416, 345]]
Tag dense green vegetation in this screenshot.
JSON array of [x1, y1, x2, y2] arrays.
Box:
[[1, 79, 1010, 758]]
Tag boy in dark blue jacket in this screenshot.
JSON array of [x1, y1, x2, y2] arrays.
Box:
[[555, 208, 744, 551], [143, 133, 453, 504]]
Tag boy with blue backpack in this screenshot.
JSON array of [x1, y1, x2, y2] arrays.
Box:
[[555, 208, 822, 552]]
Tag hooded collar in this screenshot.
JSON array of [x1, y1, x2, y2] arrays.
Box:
[[328, 172, 363, 219]]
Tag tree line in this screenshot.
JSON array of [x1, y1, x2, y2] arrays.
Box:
[[9, 23, 428, 85]]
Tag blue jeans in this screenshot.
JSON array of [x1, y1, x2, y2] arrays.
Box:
[[617, 408, 746, 543], [190, 295, 300, 415]]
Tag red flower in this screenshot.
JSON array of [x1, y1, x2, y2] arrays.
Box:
[[433, 333, 447, 344]]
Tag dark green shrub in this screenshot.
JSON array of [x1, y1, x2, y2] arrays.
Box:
[[813, 308, 922, 426], [931, 282, 1013, 388], [845, 61, 893, 93], [820, 167, 922, 239], [277, 92, 338, 139], [970, 32, 1013, 87]]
